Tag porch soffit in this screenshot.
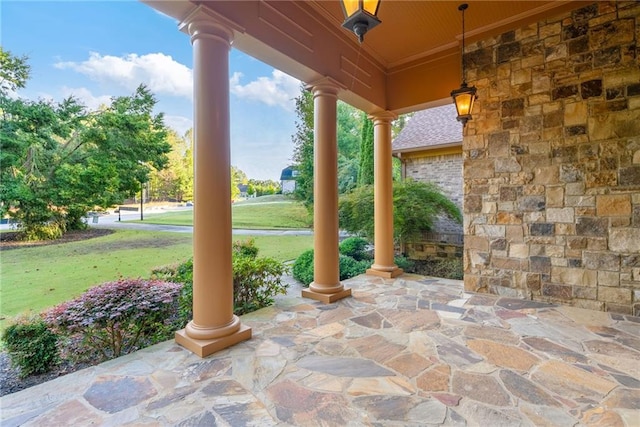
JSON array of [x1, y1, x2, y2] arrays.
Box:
[[142, 0, 591, 114]]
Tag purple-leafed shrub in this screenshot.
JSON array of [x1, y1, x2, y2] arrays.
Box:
[[44, 279, 182, 361]]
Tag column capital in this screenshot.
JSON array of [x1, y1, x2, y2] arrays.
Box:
[[179, 5, 237, 45], [368, 110, 398, 124], [306, 77, 345, 98]]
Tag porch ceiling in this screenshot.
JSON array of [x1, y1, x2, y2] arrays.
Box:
[[143, 0, 589, 113]]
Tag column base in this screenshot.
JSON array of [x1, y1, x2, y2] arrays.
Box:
[[366, 267, 404, 278], [175, 324, 252, 357], [302, 287, 352, 303]]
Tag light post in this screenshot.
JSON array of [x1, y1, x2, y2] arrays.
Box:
[[140, 181, 144, 221]]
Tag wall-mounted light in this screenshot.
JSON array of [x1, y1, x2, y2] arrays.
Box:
[[451, 3, 477, 127], [340, 0, 381, 43]]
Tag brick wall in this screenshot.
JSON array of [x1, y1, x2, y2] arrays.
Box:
[[404, 152, 464, 235], [462, 1, 640, 315]]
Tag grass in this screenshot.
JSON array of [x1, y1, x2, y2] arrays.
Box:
[[0, 229, 313, 327], [135, 195, 311, 229]]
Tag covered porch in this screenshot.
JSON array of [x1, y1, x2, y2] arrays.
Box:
[[3, 273, 639, 425], [140, 0, 640, 358]]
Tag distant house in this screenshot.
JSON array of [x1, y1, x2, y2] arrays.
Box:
[[237, 184, 249, 198], [392, 103, 463, 258], [280, 166, 298, 194]]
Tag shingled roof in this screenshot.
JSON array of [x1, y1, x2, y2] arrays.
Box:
[[392, 104, 462, 154]]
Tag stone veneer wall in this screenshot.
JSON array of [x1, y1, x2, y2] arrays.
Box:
[[462, 1, 640, 315]]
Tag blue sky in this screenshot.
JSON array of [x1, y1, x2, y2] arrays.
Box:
[[1, 1, 302, 180]]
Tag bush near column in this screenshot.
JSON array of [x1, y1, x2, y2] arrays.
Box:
[[338, 236, 372, 261], [293, 239, 412, 286], [157, 239, 288, 324]]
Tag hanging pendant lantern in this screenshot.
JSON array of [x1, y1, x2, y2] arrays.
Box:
[[340, 0, 382, 43], [451, 3, 477, 126]]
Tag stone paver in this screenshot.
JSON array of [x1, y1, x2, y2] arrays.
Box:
[[2, 274, 639, 426]]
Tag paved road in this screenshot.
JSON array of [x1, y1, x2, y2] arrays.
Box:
[[91, 209, 320, 236], [2, 207, 346, 237]]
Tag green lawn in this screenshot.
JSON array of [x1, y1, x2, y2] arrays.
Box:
[[0, 229, 312, 327], [137, 196, 311, 229]]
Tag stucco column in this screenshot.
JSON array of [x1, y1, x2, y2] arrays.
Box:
[[175, 18, 251, 357], [302, 79, 352, 303], [367, 112, 403, 278]]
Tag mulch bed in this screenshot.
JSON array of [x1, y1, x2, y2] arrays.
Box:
[[0, 228, 114, 251]]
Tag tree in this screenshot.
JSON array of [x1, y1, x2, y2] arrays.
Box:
[[0, 47, 30, 95], [338, 180, 462, 250], [148, 130, 193, 202], [358, 114, 374, 186], [247, 179, 280, 197], [291, 86, 314, 209], [291, 85, 366, 208], [0, 51, 171, 239], [231, 166, 248, 200]]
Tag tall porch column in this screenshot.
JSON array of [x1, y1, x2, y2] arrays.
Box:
[[175, 18, 251, 357], [302, 79, 352, 303], [367, 112, 403, 278]]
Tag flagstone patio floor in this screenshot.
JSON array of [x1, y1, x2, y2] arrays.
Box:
[[2, 274, 639, 426]]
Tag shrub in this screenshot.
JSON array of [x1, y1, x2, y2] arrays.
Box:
[[394, 255, 415, 272], [339, 237, 372, 261], [233, 238, 259, 259], [407, 258, 464, 280], [339, 254, 371, 280], [339, 180, 462, 248], [169, 239, 288, 322], [45, 279, 182, 361], [19, 221, 65, 241], [233, 255, 288, 315], [292, 249, 372, 286], [2, 317, 59, 377], [292, 249, 315, 285]]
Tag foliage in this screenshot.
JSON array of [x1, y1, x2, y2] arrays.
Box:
[[339, 179, 462, 247], [247, 179, 280, 197], [292, 249, 315, 285], [148, 129, 193, 202], [393, 255, 415, 272], [0, 47, 30, 95], [231, 165, 247, 200], [2, 316, 59, 378], [339, 236, 372, 261], [233, 238, 260, 258], [339, 254, 372, 280], [291, 86, 366, 208], [0, 74, 171, 239], [408, 258, 464, 280], [44, 279, 182, 361], [233, 254, 288, 315], [358, 114, 374, 186], [164, 239, 288, 323], [291, 86, 315, 210], [337, 103, 363, 193], [292, 248, 372, 286]]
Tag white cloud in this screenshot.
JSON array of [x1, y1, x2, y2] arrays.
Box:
[[55, 52, 193, 99], [230, 70, 300, 111], [164, 115, 193, 136], [60, 86, 112, 111]]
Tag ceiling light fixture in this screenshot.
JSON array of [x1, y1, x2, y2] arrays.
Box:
[[451, 3, 477, 127], [340, 0, 381, 43]]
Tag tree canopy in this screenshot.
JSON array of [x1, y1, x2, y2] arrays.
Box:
[[0, 49, 171, 239], [338, 180, 462, 248]]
